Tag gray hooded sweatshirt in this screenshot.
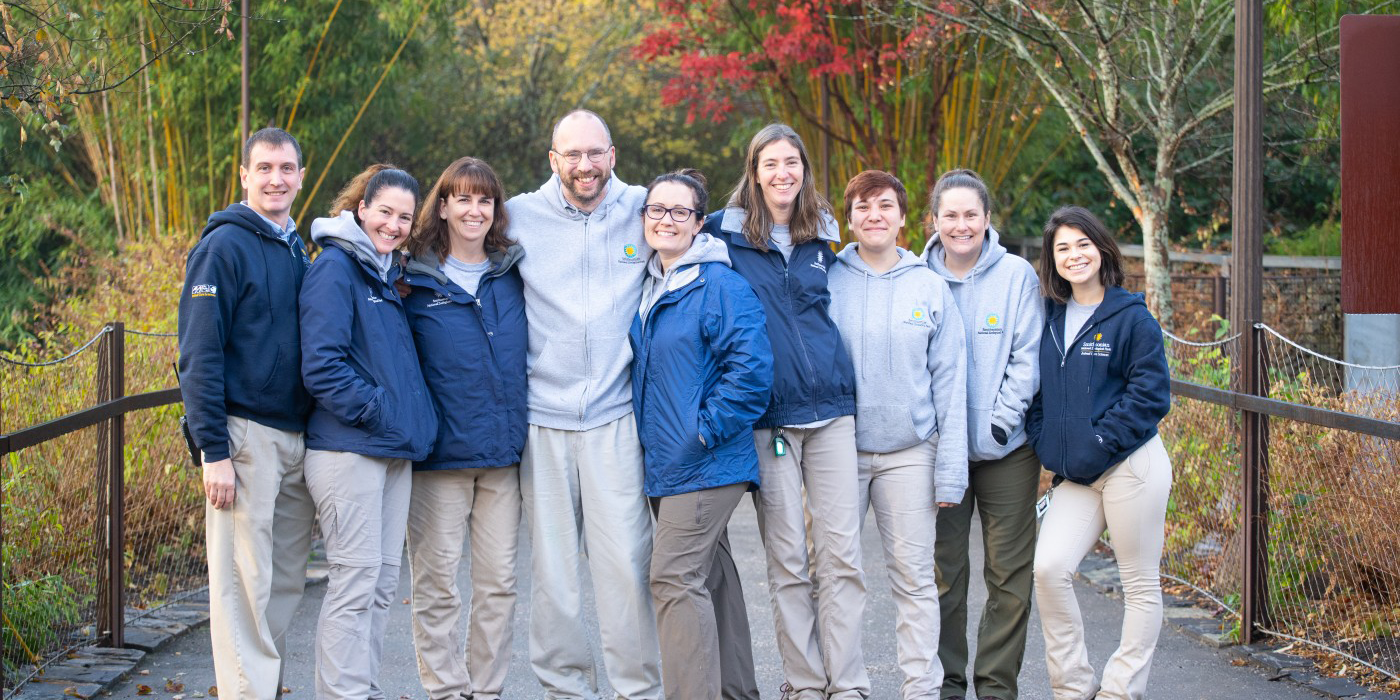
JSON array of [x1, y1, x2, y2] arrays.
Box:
[[311, 210, 394, 281], [505, 174, 650, 430], [920, 226, 1043, 462], [829, 244, 969, 503], [640, 232, 732, 320]]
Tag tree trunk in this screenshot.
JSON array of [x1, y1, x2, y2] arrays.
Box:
[[1139, 199, 1175, 329]]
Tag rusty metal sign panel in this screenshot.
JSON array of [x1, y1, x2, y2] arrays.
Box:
[[1340, 15, 1400, 314]]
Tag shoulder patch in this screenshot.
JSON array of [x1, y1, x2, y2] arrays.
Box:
[[191, 284, 217, 298]]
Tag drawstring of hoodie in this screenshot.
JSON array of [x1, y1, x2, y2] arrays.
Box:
[[885, 271, 894, 373], [860, 271, 870, 381]]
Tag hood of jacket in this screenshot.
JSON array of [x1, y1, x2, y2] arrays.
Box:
[[403, 244, 525, 289], [646, 231, 732, 281], [1046, 283, 1147, 334], [201, 202, 290, 243], [717, 206, 841, 246], [834, 242, 925, 278], [536, 173, 636, 222], [311, 210, 394, 282], [921, 224, 1009, 282]]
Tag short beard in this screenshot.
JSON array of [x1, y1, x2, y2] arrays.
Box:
[[563, 170, 611, 209]]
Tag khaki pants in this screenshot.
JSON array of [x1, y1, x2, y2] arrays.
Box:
[[857, 437, 942, 699], [406, 467, 521, 700], [206, 416, 315, 700], [304, 450, 412, 700], [1034, 435, 1172, 700], [519, 416, 662, 700], [935, 444, 1040, 700], [650, 483, 748, 700], [753, 415, 869, 700]]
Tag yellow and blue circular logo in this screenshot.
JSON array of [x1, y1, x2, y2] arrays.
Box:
[[623, 244, 639, 259], [985, 313, 1000, 327], [911, 307, 927, 321]]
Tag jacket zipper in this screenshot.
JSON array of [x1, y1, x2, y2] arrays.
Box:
[[778, 252, 821, 422], [578, 218, 591, 425], [1049, 313, 1098, 471]]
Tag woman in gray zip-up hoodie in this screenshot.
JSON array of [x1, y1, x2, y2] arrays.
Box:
[[828, 170, 968, 699], [919, 169, 1044, 700]]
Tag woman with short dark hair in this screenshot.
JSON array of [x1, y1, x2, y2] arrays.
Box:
[[1028, 205, 1173, 700]]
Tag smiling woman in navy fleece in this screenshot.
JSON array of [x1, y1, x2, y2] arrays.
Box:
[[399, 157, 527, 700], [299, 164, 436, 699], [1026, 206, 1171, 700]]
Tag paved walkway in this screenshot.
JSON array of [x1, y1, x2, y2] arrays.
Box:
[[102, 501, 1319, 699]]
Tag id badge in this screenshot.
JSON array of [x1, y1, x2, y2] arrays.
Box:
[[1035, 490, 1052, 520]]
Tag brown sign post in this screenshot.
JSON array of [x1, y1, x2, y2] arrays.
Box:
[[1340, 15, 1400, 314]]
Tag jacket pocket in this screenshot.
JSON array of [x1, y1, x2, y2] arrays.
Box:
[[259, 342, 297, 393], [854, 404, 921, 452], [1060, 417, 1116, 481]]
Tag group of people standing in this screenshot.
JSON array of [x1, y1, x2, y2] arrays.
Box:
[[178, 109, 1172, 700]]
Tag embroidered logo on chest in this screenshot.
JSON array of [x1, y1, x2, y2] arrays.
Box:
[[977, 311, 1004, 335], [367, 295, 384, 304], [618, 243, 644, 264], [809, 250, 827, 273], [903, 306, 932, 327], [427, 293, 452, 308], [1080, 332, 1112, 357]]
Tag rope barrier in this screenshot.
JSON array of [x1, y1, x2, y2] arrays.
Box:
[[0, 326, 111, 367], [124, 328, 178, 337], [1256, 323, 1400, 371], [1164, 330, 1241, 347]]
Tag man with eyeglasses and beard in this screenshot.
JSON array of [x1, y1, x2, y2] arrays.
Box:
[[503, 109, 662, 699]]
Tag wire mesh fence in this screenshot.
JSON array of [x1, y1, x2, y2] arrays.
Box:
[[1111, 322, 1400, 684], [1158, 333, 1245, 615], [1256, 324, 1400, 681], [1, 327, 203, 693]]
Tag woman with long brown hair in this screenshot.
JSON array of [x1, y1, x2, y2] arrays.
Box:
[[700, 124, 867, 700]]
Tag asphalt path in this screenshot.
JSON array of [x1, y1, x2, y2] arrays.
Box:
[[105, 500, 1320, 699]]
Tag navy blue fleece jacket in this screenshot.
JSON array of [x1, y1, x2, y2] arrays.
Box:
[[1027, 286, 1171, 484], [178, 203, 312, 462]]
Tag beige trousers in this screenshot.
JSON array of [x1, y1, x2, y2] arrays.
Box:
[[406, 467, 522, 700], [206, 416, 315, 700], [1034, 435, 1172, 700], [856, 437, 943, 699], [304, 450, 413, 700], [752, 415, 869, 700]]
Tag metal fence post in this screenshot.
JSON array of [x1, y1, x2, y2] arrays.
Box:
[[1233, 0, 1268, 643], [95, 322, 126, 647]]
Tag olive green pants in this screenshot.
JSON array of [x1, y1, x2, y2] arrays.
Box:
[[934, 444, 1041, 700]]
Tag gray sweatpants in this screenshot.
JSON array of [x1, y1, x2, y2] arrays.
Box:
[[753, 415, 870, 700], [304, 450, 412, 700]]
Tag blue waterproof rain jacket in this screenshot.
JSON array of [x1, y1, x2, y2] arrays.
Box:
[[1027, 286, 1171, 484], [630, 251, 773, 498], [701, 208, 855, 428], [299, 240, 437, 461], [402, 246, 528, 470]]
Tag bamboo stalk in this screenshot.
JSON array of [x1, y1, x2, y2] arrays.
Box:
[[297, 0, 435, 223], [286, 0, 345, 131], [139, 11, 161, 239]]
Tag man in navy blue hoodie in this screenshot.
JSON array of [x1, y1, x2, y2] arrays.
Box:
[[178, 128, 316, 699]]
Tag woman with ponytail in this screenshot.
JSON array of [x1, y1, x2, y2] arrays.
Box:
[[299, 164, 437, 698]]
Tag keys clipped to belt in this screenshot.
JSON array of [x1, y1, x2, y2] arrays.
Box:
[[772, 430, 788, 457]]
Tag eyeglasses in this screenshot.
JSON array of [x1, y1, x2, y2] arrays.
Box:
[[550, 148, 611, 165], [641, 204, 701, 223]]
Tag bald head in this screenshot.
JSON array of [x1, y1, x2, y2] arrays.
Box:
[[552, 109, 612, 149]]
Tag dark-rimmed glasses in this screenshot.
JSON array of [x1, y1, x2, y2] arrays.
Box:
[[641, 204, 701, 223], [550, 148, 611, 165]]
